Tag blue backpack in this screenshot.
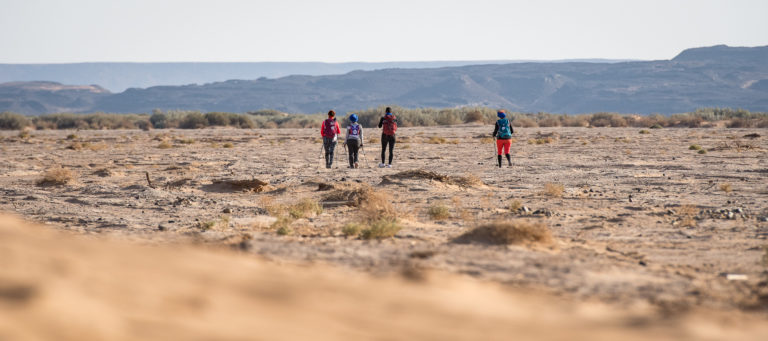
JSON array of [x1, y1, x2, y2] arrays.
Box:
[[497, 118, 512, 139]]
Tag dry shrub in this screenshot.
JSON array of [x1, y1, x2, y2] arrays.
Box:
[[689, 144, 702, 150], [427, 204, 450, 220], [223, 143, 234, 148], [341, 223, 362, 237], [322, 183, 376, 207], [676, 204, 698, 227], [639, 130, 650, 134], [719, 183, 732, 193], [289, 198, 323, 218], [177, 138, 195, 144], [537, 117, 561, 127], [514, 117, 538, 128], [386, 169, 484, 188], [360, 219, 401, 240], [508, 200, 522, 212], [454, 220, 553, 245], [542, 183, 564, 197], [359, 189, 398, 222], [157, 141, 173, 149], [427, 136, 447, 144], [18, 129, 31, 139], [528, 137, 554, 144], [37, 167, 75, 186], [66, 134, 78, 140], [479, 137, 494, 144], [215, 179, 271, 193]]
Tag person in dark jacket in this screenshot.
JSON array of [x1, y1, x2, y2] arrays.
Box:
[[492, 110, 514, 167], [377, 107, 398, 168]]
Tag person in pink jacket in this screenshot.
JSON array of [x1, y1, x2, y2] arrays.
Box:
[[320, 110, 341, 168]]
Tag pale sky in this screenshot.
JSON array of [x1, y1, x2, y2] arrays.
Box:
[[1, 0, 766, 63]]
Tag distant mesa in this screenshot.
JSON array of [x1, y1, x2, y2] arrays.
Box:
[[1, 45, 767, 115]]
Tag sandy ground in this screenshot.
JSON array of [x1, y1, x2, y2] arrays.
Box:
[[1, 126, 768, 338]]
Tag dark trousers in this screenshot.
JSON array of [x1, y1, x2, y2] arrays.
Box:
[[381, 134, 395, 164], [347, 139, 360, 167], [323, 137, 336, 167]]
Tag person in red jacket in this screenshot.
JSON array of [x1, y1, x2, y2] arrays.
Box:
[[320, 110, 341, 168]]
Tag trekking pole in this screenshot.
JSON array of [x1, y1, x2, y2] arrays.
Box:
[[361, 144, 369, 168]]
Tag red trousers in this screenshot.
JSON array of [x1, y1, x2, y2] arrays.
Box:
[[496, 139, 511, 155]]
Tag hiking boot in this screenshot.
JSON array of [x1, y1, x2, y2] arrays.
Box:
[[354, 162, 359, 169], [379, 163, 386, 168], [386, 164, 392, 168]]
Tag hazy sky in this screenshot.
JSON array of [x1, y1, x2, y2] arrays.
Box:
[[1, 0, 766, 63]]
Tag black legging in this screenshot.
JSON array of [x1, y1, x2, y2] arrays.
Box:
[[347, 139, 360, 167], [381, 134, 395, 164]]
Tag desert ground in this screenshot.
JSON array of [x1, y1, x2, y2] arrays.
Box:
[[1, 125, 767, 339]]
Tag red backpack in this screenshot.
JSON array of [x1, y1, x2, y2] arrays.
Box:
[[382, 115, 397, 135], [322, 118, 337, 137]]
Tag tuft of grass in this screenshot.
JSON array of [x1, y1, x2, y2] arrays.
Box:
[[649, 124, 662, 129], [527, 137, 554, 144], [689, 144, 702, 150], [289, 198, 323, 219], [360, 219, 401, 240], [639, 129, 650, 134], [341, 223, 362, 237], [427, 203, 451, 220], [66, 133, 78, 140], [157, 141, 173, 149], [508, 200, 522, 212], [676, 204, 698, 227], [18, 129, 31, 139], [479, 137, 494, 144], [426, 136, 447, 144], [222, 142, 234, 148], [271, 216, 293, 231], [37, 167, 75, 186], [276, 226, 292, 236], [454, 220, 553, 245], [199, 220, 216, 231], [697, 149, 707, 154], [542, 183, 564, 197], [177, 138, 195, 144], [719, 183, 732, 193]]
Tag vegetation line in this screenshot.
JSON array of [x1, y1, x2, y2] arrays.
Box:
[[1, 106, 766, 130]]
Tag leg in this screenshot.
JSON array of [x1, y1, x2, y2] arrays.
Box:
[[387, 135, 395, 165], [495, 139, 504, 167], [381, 134, 387, 164], [323, 138, 331, 168], [502, 140, 511, 166], [328, 140, 336, 167]]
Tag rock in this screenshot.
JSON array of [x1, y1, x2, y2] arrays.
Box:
[[725, 274, 748, 281], [223, 208, 232, 214], [158, 224, 167, 231]]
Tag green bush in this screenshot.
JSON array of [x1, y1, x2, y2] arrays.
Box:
[[179, 112, 207, 129]]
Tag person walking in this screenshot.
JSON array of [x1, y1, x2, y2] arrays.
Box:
[[492, 110, 514, 168], [344, 113, 364, 168], [320, 110, 341, 169], [377, 107, 397, 168]]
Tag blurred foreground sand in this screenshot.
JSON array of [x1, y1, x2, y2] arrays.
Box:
[[1, 213, 767, 340]]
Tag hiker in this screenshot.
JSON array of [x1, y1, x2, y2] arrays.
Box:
[[320, 110, 341, 168], [492, 110, 514, 167], [377, 107, 397, 168], [344, 113, 364, 168]]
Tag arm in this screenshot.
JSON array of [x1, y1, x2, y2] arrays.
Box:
[[509, 121, 514, 134], [378, 117, 384, 128], [320, 120, 325, 137], [335, 121, 341, 135], [492, 122, 499, 137], [360, 126, 364, 145]]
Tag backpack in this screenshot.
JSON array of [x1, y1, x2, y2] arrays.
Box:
[[348, 124, 361, 139], [323, 118, 337, 137], [382, 116, 397, 135], [497, 118, 512, 139]]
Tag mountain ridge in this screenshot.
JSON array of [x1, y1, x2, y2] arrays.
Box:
[[1, 45, 767, 115]]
